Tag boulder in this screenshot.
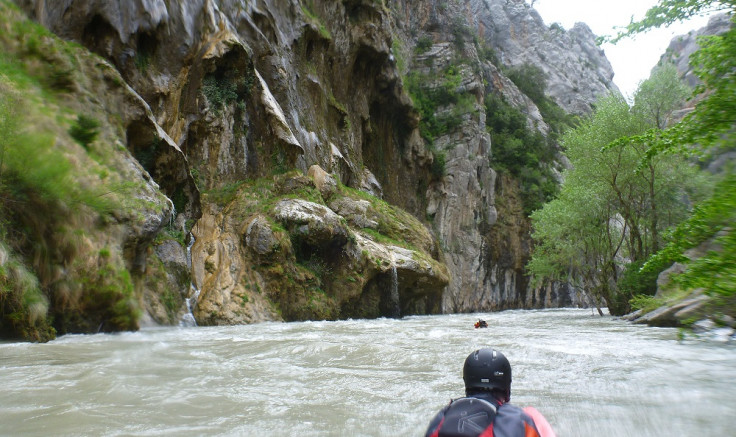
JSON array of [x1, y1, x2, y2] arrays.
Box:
[[329, 197, 379, 230], [273, 199, 350, 248], [308, 165, 338, 200], [632, 292, 709, 327], [244, 215, 280, 256]]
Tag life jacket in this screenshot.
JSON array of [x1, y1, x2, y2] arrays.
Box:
[[426, 397, 542, 437], [429, 397, 497, 437]]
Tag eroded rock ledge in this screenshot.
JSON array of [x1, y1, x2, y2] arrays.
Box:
[[189, 165, 449, 324]]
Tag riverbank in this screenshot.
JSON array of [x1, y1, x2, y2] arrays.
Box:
[[623, 286, 736, 343]]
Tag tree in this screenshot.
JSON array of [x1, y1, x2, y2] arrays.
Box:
[[528, 90, 706, 314], [609, 1, 736, 312], [631, 63, 692, 251], [605, 0, 735, 44], [527, 176, 619, 314], [633, 63, 690, 130], [605, 1, 736, 158]]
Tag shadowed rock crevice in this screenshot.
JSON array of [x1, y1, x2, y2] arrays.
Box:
[[81, 14, 119, 60]]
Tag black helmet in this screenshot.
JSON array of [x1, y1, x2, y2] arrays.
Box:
[[463, 348, 512, 401]]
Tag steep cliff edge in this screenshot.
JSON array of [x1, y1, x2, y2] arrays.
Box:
[[0, 2, 190, 340], [395, 0, 612, 311], [3, 0, 618, 339]]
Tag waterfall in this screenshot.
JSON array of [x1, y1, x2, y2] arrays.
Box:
[[388, 252, 400, 318], [185, 231, 194, 271], [169, 202, 176, 229], [180, 232, 199, 327], [180, 284, 200, 327]]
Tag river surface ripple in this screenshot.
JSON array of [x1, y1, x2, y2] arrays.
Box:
[[2, 308, 735, 436]]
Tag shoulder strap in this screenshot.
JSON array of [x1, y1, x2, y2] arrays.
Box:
[[438, 397, 497, 436]]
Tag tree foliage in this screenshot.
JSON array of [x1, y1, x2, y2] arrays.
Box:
[[633, 63, 690, 129], [487, 63, 577, 214], [484, 93, 559, 214], [572, 0, 736, 314], [528, 89, 707, 314], [505, 63, 576, 143], [642, 172, 736, 297], [604, 0, 735, 43]]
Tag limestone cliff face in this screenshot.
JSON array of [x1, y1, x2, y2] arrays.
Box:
[[10, 0, 616, 332], [0, 2, 187, 340], [394, 0, 609, 312], [658, 13, 732, 89], [656, 13, 734, 174], [470, 0, 618, 114]]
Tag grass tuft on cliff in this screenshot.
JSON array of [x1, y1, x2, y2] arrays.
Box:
[[0, 2, 165, 341]]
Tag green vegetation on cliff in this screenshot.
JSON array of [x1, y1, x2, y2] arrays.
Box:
[[484, 63, 577, 214], [484, 92, 559, 214], [505, 63, 577, 145], [406, 63, 477, 178], [0, 2, 169, 341]]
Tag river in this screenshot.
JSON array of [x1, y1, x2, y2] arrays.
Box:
[[1, 309, 735, 436]]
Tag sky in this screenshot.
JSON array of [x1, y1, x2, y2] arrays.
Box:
[[530, 0, 719, 99]]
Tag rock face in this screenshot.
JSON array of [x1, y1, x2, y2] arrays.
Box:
[[7, 0, 617, 334], [0, 3, 192, 340], [471, 0, 618, 114], [658, 13, 732, 88], [189, 171, 448, 324], [394, 0, 611, 312]]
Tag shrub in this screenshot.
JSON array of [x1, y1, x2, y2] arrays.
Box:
[[0, 252, 56, 342], [478, 44, 499, 65], [68, 114, 100, 149], [431, 150, 446, 180], [415, 36, 433, 54], [451, 16, 472, 50], [201, 70, 254, 115], [205, 180, 245, 206], [506, 63, 577, 143], [550, 22, 564, 33], [55, 262, 140, 334], [407, 64, 473, 143], [202, 75, 238, 113], [616, 259, 666, 314], [630, 294, 662, 313], [506, 64, 547, 105]]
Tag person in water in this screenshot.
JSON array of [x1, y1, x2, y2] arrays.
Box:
[[424, 348, 556, 437], [474, 319, 488, 328]]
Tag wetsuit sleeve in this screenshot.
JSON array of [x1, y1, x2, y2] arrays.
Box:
[[424, 406, 448, 437], [494, 403, 541, 437], [523, 407, 556, 437]]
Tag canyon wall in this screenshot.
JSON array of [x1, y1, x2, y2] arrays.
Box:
[[3, 0, 618, 339]]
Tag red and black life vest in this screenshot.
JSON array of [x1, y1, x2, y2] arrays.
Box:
[[426, 397, 541, 437]]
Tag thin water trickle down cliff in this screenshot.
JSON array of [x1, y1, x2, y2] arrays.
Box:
[[4, 0, 617, 337]]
